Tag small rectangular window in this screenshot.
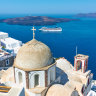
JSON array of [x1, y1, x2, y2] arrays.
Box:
[[6, 59, 9, 65]]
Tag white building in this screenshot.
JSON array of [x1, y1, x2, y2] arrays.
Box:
[[1, 37, 22, 55], [0, 32, 8, 39], [87, 81, 96, 96], [0, 49, 14, 70], [0, 32, 22, 56]]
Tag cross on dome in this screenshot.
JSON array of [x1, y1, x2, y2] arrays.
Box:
[[32, 26, 36, 39]]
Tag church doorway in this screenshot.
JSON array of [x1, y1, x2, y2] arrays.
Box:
[[18, 72, 23, 84], [34, 74, 39, 87]]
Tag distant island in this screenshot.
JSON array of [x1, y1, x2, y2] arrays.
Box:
[[0, 16, 78, 26], [76, 13, 96, 18]]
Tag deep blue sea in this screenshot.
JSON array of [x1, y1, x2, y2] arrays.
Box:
[[0, 14, 96, 79]]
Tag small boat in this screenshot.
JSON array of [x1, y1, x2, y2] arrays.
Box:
[[39, 27, 62, 32]]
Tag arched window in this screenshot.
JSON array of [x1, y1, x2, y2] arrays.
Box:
[[18, 72, 23, 84], [34, 74, 39, 87], [77, 60, 82, 70]]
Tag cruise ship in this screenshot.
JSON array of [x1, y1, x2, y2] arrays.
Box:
[[39, 27, 62, 32]]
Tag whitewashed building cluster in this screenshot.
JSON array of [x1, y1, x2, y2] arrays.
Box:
[[0, 31, 22, 56]]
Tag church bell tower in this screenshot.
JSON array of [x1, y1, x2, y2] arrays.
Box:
[[74, 54, 89, 73]]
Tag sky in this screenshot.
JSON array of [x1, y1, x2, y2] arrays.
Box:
[[0, 0, 96, 14]]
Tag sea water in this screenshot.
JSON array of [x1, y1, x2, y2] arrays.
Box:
[[0, 14, 96, 79]]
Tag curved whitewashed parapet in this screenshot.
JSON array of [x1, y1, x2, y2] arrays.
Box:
[[56, 58, 73, 73]]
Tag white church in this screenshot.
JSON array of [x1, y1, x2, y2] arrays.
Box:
[[0, 27, 93, 96]]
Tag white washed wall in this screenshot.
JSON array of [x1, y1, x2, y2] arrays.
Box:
[[29, 71, 45, 88], [26, 90, 42, 96], [48, 65, 56, 85], [15, 68, 26, 87]]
